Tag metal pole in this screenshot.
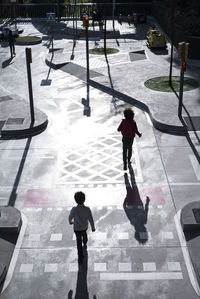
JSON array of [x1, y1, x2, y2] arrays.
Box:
[[169, 0, 175, 86], [86, 24, 89, 83], [51, 24, 54, 52], [57, 0, 59, 20], [104, 7, 107, 53], [178, 42, 185, 119], [112, 0, 115, 31], [25, 48, 35, 124]]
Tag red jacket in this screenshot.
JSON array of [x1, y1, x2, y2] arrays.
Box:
[[120, 119, 136, 138]]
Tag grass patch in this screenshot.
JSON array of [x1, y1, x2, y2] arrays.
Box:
[[89, 47, 119, 55], [16, 36, 41, 42], [144, 76, 199, 92]]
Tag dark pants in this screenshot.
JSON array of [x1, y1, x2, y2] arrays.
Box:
[[9, 41, 15, 57], [75, 230, 88, 259], [122, 137, 134, 164]]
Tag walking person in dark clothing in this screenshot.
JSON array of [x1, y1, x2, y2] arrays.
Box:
[[7, 29, 16, 58], [118, 108, 142, 170], [69, 191, 95, 264]]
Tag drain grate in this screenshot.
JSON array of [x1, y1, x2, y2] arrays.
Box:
[[183, 116, 200, 131], [6, 118, 24, 125], [0, 96, 14, 103], [129, 50, 146, 62]]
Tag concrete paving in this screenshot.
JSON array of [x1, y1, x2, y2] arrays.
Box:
[[0, 18, 200, 298]]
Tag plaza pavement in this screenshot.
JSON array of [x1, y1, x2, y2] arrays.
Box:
[[0, 18, 200, 298]]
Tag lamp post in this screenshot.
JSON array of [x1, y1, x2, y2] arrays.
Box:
[[169, 0, 176, 87], [178, 42, 189, 118], [112, 0, 116, 31]]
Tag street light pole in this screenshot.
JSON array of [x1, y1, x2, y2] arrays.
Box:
[[25, 48, 35, 124], [178, 41, 188, 119], [112, 0, 116, 31], [169, 0, 175, 87], [85, 19, 89, 84]]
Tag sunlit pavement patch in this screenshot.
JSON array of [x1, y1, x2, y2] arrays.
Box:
[[23, 186, 165, 208]]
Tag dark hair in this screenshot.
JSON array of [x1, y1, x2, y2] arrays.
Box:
[[124, 108, 134, 121], [74, 191, 85, 204]]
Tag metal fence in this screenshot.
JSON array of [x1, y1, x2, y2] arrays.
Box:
[[0, 2, 152, 19]]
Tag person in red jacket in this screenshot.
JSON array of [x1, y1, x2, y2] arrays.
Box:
[[118, 108, 142, 170]]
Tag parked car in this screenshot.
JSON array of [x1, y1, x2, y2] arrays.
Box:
[[147, 27, 167, 49]]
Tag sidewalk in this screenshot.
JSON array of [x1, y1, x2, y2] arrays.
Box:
[[0, 18, 200, 296], [45, 19, 200, 136]]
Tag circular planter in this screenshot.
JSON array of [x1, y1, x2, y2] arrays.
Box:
[[89, 47, 119, 55], [144, 76, 199, 92], [15, 36, 42, 45]]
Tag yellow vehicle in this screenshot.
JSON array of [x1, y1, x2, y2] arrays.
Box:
[[147, 27, 167, 49]]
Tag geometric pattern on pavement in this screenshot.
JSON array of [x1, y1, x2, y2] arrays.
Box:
[[56, 135, 143, 186]]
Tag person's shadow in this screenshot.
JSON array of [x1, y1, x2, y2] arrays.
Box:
[[2, 57, 14, 69], [123, 164, 150, 244], [68, 248, 97, 299]]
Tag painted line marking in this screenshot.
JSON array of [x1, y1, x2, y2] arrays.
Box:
[[44, 264, 58, 273], [145, 112, 153, 127], [174, 211, 200, 296], [167, 262, 181, 272], [117, 232, 129, 240], [118, 263, 132, 272], [100, 272, 183, 281], [28, 234, 40, 241], [162, 232, 174, 240], [69, 263, 78, 272], [94, 263, 107, 272], [143, 263, 157, 272], [170, 182, 200, 186], [1, 213, 28, 294], [50, 233, 63, 241], [93, 232, 107, 241], [189, 155, 200, 180], [19, 264, 33, 273]]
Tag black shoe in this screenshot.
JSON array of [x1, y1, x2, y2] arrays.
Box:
[[124, 163, 127, 171]]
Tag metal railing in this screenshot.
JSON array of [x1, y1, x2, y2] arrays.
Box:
[[0, 2, 152, 19]]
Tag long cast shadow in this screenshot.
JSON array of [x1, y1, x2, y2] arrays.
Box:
[[68, 248, 97, 299], [2, 57, 14, 69], [123, 165, 150, 244], [170, 84, 200, 164], [8, 137, 32, 207]]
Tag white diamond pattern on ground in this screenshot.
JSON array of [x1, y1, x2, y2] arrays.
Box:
[[57, 135, 143, 185]]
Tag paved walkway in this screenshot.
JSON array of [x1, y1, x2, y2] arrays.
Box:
[[0, 19, 200, 299]]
